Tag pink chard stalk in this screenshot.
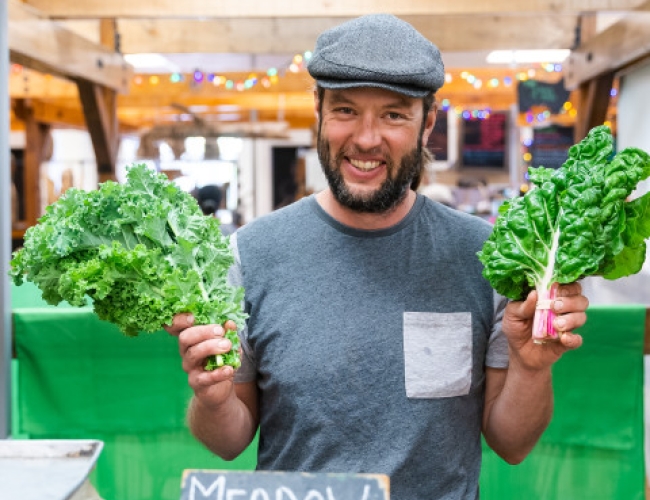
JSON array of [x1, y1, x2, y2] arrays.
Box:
[[532, 282, 559, 343]]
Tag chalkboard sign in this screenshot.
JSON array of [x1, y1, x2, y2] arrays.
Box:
[[530, 125, 575, 169], [180, 470, 390, 500], [426, 110, 448, 161], [459, 112, 507, 170], [518, 79, 571, 114]]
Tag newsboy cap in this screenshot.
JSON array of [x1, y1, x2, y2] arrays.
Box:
[[307, 14, 445, 98]]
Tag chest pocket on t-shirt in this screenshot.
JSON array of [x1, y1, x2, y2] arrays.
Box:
[[403, 312, 473, 398]]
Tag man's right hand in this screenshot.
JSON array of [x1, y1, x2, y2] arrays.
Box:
[[166, 314, 238, 410]]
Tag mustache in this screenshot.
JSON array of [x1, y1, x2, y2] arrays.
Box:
[[334, 148, 387, 162]]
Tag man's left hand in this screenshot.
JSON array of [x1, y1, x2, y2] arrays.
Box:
[[502, 282, 588, 372]]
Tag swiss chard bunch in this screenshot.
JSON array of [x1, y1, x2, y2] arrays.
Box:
[[10, 163, 247, 369], [478, 126, 650, 342]]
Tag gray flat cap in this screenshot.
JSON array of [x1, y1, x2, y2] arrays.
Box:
[[307, 14, 445, 97]]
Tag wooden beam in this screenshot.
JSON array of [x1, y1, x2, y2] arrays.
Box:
[[77, 6, 119, 177], [103, 15, 579, 54], [8, 0, 131, 92], [9, 68, 79, 99], [30, 100, 86, 128], [564, 2, 650, 89], [99, 18, 118, 50], [22, 0, 646, 18], [573, 71, 614, 141]]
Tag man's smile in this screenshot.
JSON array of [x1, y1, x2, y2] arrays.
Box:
[[348, 158, 383, 172]]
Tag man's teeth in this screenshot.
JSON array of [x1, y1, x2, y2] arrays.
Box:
[[350, 159, 381, 171]]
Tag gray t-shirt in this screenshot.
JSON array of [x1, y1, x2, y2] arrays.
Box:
[[230, 194, 508, 500]]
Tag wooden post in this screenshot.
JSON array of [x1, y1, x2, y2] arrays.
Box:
[[75, 18, 119, 182], [12, 99, 51, 227], [76, 79, 118, 182], [573, 71, 614, 142]]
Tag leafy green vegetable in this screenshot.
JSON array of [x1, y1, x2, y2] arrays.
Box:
[[477, 126, 650, 341], [10, 163, 247, 369]]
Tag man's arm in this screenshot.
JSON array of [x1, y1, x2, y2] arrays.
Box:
[[167, 314, 260, 461], [482, 283, 587, 464], [482, 366, 552, 464], [187, 380, 259, 461]]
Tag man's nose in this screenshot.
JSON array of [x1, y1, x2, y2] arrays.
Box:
[[352, 116, 382, 151]]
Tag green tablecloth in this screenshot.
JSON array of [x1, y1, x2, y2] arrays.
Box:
[[12, 305, 257, 500], [480, 305, 646, 500], [11, 281, 646, 500]]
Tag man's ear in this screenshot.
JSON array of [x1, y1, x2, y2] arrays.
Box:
[[421, 105, 437, 148]]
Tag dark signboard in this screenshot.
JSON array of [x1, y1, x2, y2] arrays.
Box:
[[518, 79, 571, 114], [460, 111, 507, 169], [530, 125, 575, 169]]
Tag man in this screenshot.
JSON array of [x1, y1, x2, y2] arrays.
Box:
[[167, 14, 588, 500], [195, 184, 223, 216]]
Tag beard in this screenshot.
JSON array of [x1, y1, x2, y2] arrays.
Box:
[[316, 131, 423, 214]]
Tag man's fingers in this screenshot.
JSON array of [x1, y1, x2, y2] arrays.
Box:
[[553, 311, 587, 334], [182, 337, 231, 372], [556, 282, 582, 298], [178, 324, 232, 371], [178, 324, 225, 355], [553, 294, 589, 314], [165, 313, 195, 336], [552, 287, 589, 335], [509, 290, 537, 319], [559, 332, 583, 350], [188, 365, 235, 393]]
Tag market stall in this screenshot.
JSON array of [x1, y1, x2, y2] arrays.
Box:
[[10, 283, 647, 500]]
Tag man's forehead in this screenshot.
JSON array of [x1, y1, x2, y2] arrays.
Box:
[[322, 87, 419, 107]]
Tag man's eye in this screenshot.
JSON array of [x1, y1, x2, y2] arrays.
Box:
[[387, 112, 405, 120], [334, 107, 354, 114]]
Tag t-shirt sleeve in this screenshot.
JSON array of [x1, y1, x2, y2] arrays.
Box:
[[228, 232, 258, 383], [486, 291, 510, 368]]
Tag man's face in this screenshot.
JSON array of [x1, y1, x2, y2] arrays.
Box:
[[316, 87, 434, 214]]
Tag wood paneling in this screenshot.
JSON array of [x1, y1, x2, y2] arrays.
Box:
[[23, 0, 645, 18]]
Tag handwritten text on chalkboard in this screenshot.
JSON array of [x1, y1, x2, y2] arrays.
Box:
[[180, 470, 390, 500]]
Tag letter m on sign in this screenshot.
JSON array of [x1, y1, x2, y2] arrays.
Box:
[[189, 475, 225, 500]]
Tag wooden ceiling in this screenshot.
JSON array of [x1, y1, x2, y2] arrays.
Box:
[[8, 0, 650, 133]]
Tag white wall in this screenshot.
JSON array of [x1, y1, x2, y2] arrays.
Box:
[[578, 58, 650, 489], [581, 61, 650, 306], [38, 130, 98, 213], [238, 129, 313, 222], [618, 62, 650, 202], [617, 60, 650, 491]]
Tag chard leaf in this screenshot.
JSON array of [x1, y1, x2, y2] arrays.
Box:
[[622, 191, 650, 247], [478, 126, 650, 300], [601, 243, 646, 280]]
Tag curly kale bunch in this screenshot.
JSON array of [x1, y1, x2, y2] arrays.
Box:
[[10, 163, 246, 369]]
